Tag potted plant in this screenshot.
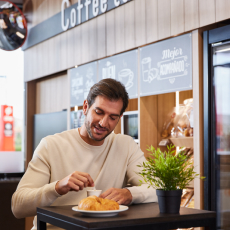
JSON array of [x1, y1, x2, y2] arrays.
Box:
[[137, 145, 204, 214]]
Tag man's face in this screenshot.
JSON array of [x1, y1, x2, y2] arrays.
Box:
[[83, 96, 123, 142]]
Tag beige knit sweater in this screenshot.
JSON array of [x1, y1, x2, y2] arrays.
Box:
[[12, 128, 157, 229]]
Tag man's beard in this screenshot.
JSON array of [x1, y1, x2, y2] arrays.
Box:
[[84, 118, 112, 142]]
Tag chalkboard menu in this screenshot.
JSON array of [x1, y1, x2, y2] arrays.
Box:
[[140, 33, 192, 96], [70, 62, 97, 107], [98, 49, 138, 99]]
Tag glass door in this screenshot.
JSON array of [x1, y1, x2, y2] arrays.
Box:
[[212, 42, 230, 229]]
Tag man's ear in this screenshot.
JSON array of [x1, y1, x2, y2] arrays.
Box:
[[83, 100, 88, 115]]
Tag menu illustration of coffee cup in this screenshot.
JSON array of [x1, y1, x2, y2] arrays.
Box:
[[118, 69, 134, 90], [98, 49, 138, 99]]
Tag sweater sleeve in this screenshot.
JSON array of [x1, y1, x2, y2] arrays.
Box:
[[11, 138, 61, 219], [125, 138, 158, 204]]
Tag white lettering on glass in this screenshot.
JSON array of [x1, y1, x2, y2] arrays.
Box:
[[77, 0, 84, 24], [70, 8, 76, 27], [85, 0, 91, 21], [100, 0, 108, 13], [61, 0, 70, 31], [162, 47, 183, 60], [123, 0, 128, 2], [160, 60, 185, 76], [114, 0, 120, 7], [92, 0, 99, 16]]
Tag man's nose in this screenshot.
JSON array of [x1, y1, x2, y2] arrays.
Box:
[[99, 116, 109, 128]]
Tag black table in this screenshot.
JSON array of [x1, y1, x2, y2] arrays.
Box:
[[37, 203, 216, 230]]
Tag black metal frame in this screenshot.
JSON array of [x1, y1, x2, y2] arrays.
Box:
[[203, 24, 230, 212]]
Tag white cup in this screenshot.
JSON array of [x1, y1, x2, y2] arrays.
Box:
[[87, 190, 102, 197]]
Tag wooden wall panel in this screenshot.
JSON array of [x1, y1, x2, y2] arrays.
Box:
[[126, 98, 138, 112], [146, 0, 158, 44], [42, 40, 49, 77], [81, 22, 90, 64], [35, 43, 40, 78], [67, 28, 76, 69], [179, 90, 193, 105], [115, 5, 125, 54], [59, 31, 68, 71], [192, 29, 204, 210], [158, 0, 171, 40], [199, 0, 215, 27], [140, 96, 158, 157], [89, 18, 98, 62], [184, 0, 199, 31], [74, 24, 82, 66], [157, 93, 175, 151], [124, 1, 135, 51], [25, 81, 36, 167], [23, 0, 34, 30], [216, 0, 230, 23], [97, 14, 106, 59], [36, 73, 68, 114], [106, 10, 115, 56], [171, 0, 184, 35], [52, 35, 60, 74], [134, 0, 146, 47]]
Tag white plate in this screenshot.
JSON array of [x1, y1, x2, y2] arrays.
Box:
[[72, 205, 129, 217]]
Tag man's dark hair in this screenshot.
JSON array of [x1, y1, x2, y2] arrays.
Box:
[[87, 78, 129, 115]]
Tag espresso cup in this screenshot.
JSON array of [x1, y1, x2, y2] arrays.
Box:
[[87, 190, 102, 197]]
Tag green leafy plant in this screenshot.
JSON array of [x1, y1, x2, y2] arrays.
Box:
[[137, 144, 205, 191]]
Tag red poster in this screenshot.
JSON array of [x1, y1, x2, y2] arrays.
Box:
[[0, 105, 15, 151]]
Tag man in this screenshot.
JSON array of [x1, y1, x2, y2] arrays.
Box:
[[12, 79, 157, 230]]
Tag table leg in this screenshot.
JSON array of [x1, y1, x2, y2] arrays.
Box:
[[37, 218, 46, 230]]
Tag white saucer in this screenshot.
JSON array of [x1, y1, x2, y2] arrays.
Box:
[[72, 205, 129, 217]]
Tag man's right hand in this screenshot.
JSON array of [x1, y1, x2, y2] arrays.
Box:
[[55, 171, 94, 195]]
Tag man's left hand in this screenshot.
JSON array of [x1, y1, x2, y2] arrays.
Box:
[[99, 188, 132, 205]]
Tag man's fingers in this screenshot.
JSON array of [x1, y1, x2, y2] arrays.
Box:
[[69, 182, 80, 192], [55, 171, 94, 196], [77, 172, 94, 187], [100, 188, 133, 205], [100, 188, 113, 198], [74, 174, 89, 188]]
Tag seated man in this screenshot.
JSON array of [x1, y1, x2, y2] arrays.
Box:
[[12, 78, 157, 230]]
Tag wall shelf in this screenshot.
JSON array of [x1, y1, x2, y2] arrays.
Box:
[[170, 137, 193, 148]]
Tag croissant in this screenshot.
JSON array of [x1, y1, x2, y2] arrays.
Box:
[[78, 195, 119, 211]]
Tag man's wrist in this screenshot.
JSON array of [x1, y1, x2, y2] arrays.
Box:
[[123, 188, 133, 205], [55, 181, 62, 195]]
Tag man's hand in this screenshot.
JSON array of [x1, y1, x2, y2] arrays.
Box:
[[99, 188, 132, 205], [55, 171, 94, 195]]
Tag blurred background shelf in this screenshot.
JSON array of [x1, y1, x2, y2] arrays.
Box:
[[170, 137, 193, 148]]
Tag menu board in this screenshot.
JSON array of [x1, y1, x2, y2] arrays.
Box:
[[98, 50, 138, 99], [140, 33, 192, 96], [70, 62, 97, 107]]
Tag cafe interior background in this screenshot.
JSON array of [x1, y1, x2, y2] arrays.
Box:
[[2, 0, 230, 229]]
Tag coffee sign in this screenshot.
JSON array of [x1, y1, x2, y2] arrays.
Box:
[[98, 50, 138, 99], [140, 33, 192, 96], [70, 62, 97, 106], [61, 0, 131, 31]]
